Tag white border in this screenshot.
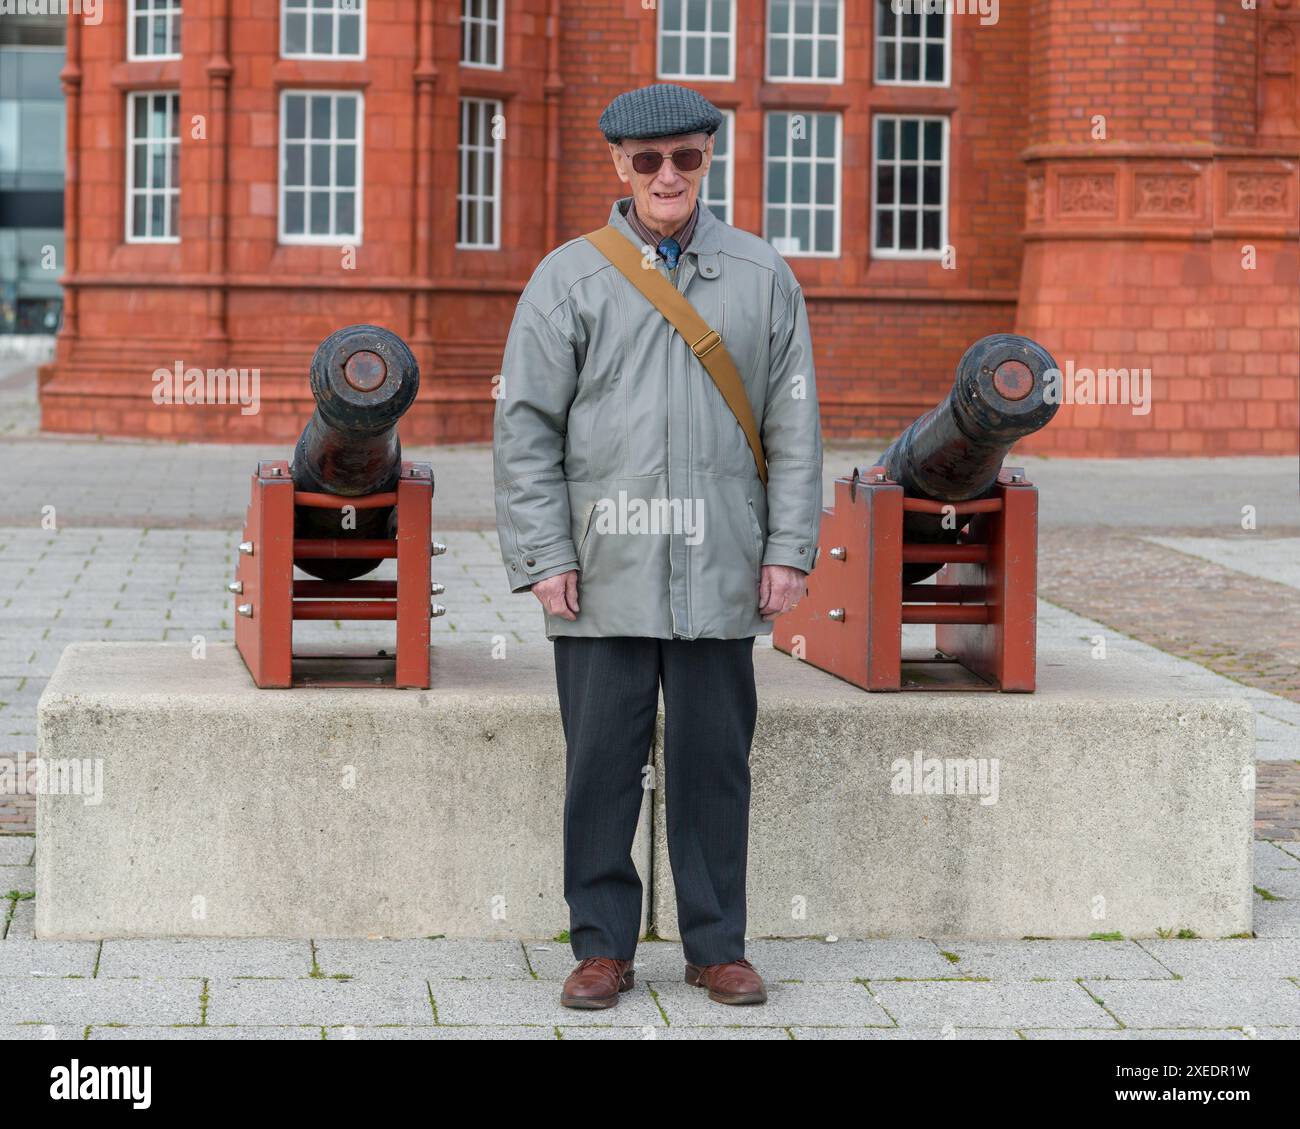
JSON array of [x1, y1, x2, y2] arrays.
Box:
[[765, 0, 844, 84], [127, 0, 182, 62], [874, 2, 953, 88], [280, 0, 367, 61], [460, 0, 505, 70], [657, 0, 736, 83], [455, 97, 503, 249]]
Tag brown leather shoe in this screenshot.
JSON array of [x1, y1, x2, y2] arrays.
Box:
[[560, 957, 635, 1009], [684, 957, 768, 1005]]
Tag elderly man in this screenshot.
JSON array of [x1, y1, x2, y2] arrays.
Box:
[[493, 83, 822, 1009]]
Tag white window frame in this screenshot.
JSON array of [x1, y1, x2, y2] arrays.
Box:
[[701, 109, 734, 224], [278, 89, 365, 245], [457, 97, 503, 250], [125, 90, 180, 244], [874, 0, 952, 87], [281, 0, 367, 61], [128, 0, 182, 61], [870, 113, 949, 260], [658, 0, 735, 82], [461, 0, 505, 69], [765, 0, 844, 84], [762, 111, 841, 258]]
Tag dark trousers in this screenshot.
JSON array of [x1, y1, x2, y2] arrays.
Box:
[[553, 635, 758, 966]]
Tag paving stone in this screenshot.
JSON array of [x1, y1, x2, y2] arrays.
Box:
[[1137, 938, 1300, 980], [1087, 979, 1300, 1029], [940, 940, 1174, 982], [429, 979, 666, 1027], [0, 1024, 87, 1040], [1249, 1026, 1300, 1039], [5, 896, 35, 939], [97, 939, 313, 979], [1021, 1027, 1249, 1040], [746, 939, 967, 982], [204, 978, 436, 1027], [88, 1025, 324, 1040], [325, 1024, 557, 1040], [0, 940, 98, 977], [562, 1024, 791, 1040], [0, 836, 33, 866], [1254, 841, 1300, 900], [0, 979, 203, 1025], [314, 939, 531, 980], [0, 866, 34, 895], [1252, 896, 1300, 938], [871, 981, 1116, 1030], [792, 1026, 1021, 1040], [653, 979, 890, 1028]]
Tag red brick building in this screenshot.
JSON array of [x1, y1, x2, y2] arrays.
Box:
[[39, 0, 1299, 455]]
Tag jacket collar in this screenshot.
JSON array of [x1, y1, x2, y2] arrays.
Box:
[[607, 195, 723, 258]]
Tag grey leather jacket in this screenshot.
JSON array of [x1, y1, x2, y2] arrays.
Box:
[[493, 196, 823, 640]]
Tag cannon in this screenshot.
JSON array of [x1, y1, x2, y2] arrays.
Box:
[[232, 325, 445, 689], [773, 333, 1059, 692], [292, 325, 421, 582]]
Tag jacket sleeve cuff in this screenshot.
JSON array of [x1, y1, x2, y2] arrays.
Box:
[[505, 539, 579, 593], [761, 541, 815, 573]]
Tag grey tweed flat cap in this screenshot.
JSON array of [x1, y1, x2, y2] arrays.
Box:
[[598, 83, 724, 144]]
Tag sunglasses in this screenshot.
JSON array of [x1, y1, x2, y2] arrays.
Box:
[[622, 146, 706, 175]]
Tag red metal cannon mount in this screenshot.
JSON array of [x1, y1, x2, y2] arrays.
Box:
[[772, 463, 1039, 692], [231, 325, 446, 689], [773, 333, 1058, 693], [232, 458, 446, 688]]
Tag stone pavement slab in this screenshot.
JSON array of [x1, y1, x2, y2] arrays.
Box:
[[791, 1026, 1021, 1040], [940, 940, 1174, 982], [0, 838, 33, 866], [562, 1024, 792, 1040], [314, 939, 533, 980], [1021, 1028, 1250, 1040], [653, 980, 892, 1028], [869, 981, 1117, 1030], [428, 979, 666, 1028], [1086, 979, 1300, 1029], [204, 978, 436, 1027], [0, 979, 203, 1025], [89, 1025, 325, 1040], [1136, 939, 1300, 980], [0, 940, 98, 977], [96, 939, 313, 979]]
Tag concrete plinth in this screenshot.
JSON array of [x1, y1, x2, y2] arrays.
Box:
[[35, 640, 1253, 941]]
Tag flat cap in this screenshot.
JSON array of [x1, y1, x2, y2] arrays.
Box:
[[598, 83, 724, 144]]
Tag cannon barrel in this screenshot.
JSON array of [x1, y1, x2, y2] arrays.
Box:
[[874, 333, 1059, 584], [291, 324, 421, 582]]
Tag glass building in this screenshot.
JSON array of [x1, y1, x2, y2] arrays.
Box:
[[0, 14, 65, 338]]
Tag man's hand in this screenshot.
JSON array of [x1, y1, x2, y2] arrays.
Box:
[[759, 564, 807, 621], [531, 569, 580, 620]]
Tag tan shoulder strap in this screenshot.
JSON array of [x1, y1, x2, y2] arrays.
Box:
[[583, 224, 767, 488]]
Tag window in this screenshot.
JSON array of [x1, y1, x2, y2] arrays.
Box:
[[659, 0, 734, 81], [701, 109, 733, 224], [764, 111, 839, 256], [767, 0, 842, 83], [458, 98, 502, 248], [129, 0, 182, 60], [872, 115, 948, 258], [126, 91, 180, 243], [461, 0, 504, 68], [279, 91, 363, 243], [875, 0, 949, 85], [282, 0, 365, 59]]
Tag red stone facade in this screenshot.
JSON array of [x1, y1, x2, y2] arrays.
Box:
[[40, 0, 1300, 455]]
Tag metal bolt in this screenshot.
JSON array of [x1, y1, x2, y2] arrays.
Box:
[[829, 546, 847, 560], [237, 603, 254, 618], [431, 603, 447, 618], [430, 542, 448, 556], [1010, 471, 1025, 483], [239, 540, 255, 556], [227, 580, 243, 594], [829, 608, 846, 621], [431, 582, 446, 596], [873, 472, 886, 482]]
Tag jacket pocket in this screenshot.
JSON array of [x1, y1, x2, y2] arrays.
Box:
[[746, 498, 765, 565], [576, 501, 599, 572]]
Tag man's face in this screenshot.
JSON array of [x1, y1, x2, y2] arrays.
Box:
[[608, 132, 714, 234]]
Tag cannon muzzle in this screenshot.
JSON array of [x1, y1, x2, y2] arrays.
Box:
[[291, 324, 421, 581], [875, 333, 1059, 583]]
